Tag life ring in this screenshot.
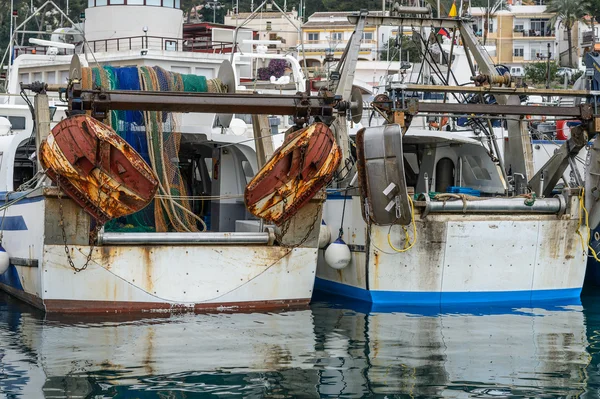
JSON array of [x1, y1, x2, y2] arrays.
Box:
[[429, 116, 448, 129], [556, 120, 580, 140], [556, 120, 568, 140]]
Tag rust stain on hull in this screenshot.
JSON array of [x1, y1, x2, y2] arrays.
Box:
[[40, 298, 310, 314], [372, 250, 380, 289], [245, 123, 341, 225], [40, 115, 159, 223]]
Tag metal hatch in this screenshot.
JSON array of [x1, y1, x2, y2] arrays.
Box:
[[356, 124, 411, 226]]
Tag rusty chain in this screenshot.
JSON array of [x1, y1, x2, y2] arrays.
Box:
[[276, 201, 323, 249], [57, 177, 104, 273]]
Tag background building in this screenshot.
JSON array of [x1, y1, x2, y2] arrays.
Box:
[[470, 5, 561, 68], [299, 12, 379, 68], [224, 9, 302, 54]]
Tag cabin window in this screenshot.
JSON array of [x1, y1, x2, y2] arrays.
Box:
[[13, 138, 37, 190], [241, 160, 254, 184], [163, 0, 174, 7], [465, 155, 491, 181], [0, 116, 26, 130], [404, 152, 420, 188], [9, 116, 26, 130]]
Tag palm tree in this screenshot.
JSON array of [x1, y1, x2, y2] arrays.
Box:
[[546, 0, 589, 68], [471, 0, 506, 44], [482, 0, 506, 45]]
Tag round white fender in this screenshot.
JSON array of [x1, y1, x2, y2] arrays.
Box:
[[0, 246, 10, 274], [325, 237, 351, 270], [318, 220, 331, 249]]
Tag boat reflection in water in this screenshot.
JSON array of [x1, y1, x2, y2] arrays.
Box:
[[313, 295, 591, 398], [0, 291, 595, 398]]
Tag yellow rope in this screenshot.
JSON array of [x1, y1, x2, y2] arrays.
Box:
[[387, 196, 418, 253], [577, 187, 600, 262]]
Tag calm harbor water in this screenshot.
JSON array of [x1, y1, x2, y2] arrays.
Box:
[[2, 291, 600, 398]]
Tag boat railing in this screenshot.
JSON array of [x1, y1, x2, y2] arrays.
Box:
[[83, 35, 236, 54], [13, 46, 77, 57]]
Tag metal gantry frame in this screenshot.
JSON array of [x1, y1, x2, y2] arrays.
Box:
[[16, 5, 600, 198], [346, 8, 599, 196]]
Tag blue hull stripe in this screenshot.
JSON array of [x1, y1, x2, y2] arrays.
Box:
[[0, 216, 27, 231], [314, 277, 582, 306]]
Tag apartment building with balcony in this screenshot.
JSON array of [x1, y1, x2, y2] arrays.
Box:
[[299, 12, 380, 68], [469, 5, 576, 68], [224, 9, 302, 53]]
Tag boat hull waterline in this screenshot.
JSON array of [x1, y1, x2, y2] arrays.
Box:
[[317, 195, 587, 306], [0, 198, 318, 313]]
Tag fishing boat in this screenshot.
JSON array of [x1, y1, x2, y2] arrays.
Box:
[[315, 7, 595, 306], [0, 0, 347, 313]]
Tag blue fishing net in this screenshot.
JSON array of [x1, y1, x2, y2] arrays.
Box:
[[88, 65, 212, 233]]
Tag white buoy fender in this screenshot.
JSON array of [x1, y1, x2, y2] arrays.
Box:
[[318, 220, 331, 249], [0, 246, 10, 274], [325, 237, 351, 270]]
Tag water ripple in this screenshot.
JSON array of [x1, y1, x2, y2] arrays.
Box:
[[0, 292, 599, 398]]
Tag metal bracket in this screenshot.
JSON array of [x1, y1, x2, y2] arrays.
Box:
[[421, 193, 431, 219]]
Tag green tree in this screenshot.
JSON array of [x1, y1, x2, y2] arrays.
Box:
[[380, 36, 422, 63], [524, 61, 558, 84], [588, 0, 600, 23], [546, 0, 589, 67]]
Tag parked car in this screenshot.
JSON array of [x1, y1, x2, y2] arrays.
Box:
[[557, 67, 575, 80], [510, 66, 524, 77]]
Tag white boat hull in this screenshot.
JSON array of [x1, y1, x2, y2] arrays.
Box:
[[316, 195, 586, 306], [0, 192, 319, 313]]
